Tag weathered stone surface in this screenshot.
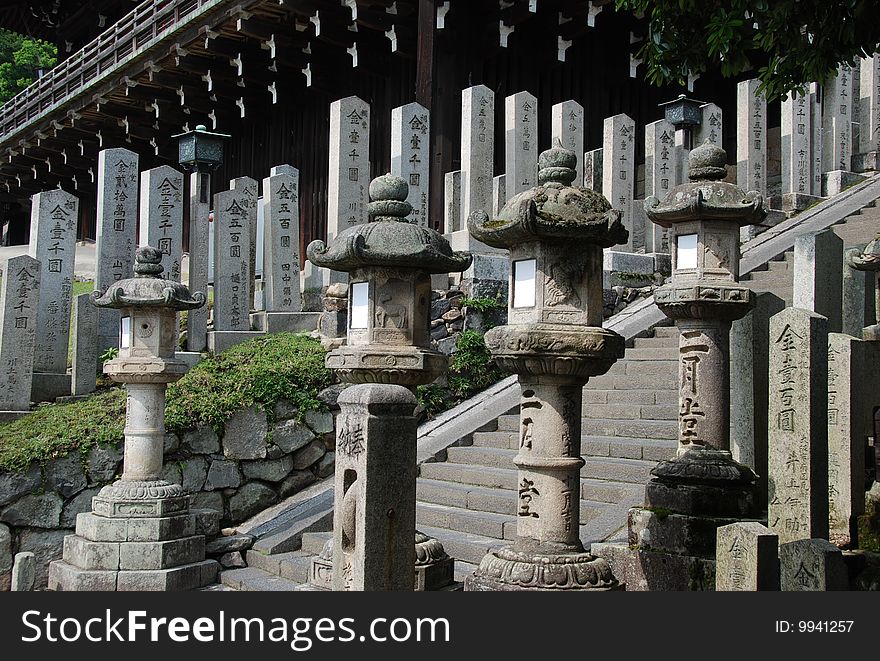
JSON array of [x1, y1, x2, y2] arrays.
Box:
[[505, 91, 538, 197], [822, 62, 854, 173], [314, 452, 335, 478], [0, 522, 11, 574], [43, 452, 86, 498], [715, 522, 779, 591], [181, 457, 208, 493], [780, 538, 848, 591], [205, 459, 241, 491], [552, 100, 585, 187], [118, 536, 204, 571], [28, 189, 78, 375], [213, 186, 254, 332], [160, 462, 181, 485], [182, 425, 220, 454], [461, 85, 494, 226], [86, 444, 123, 483], [192, 508, 221, 538], [391, 102, 430, 226], [18, 528, 67, 589], [219, 551, 246, 568], [0, 254, 41, 411], [0, 463, 42, 507], [318, 383, 348, 409], [644, 119, 677, 253], [304, 410, 334, 436], [262, 166, 302, 311], [273, 418, 315, 454], [292, 440, 325, 470], [273, 399, 299, 421], [793, 229, 843, 333], [191, 491, 224, 513], [11, 552, 36, 591], [163, 432, 180, 454], [328, 96, 370, 243], [1, 492, 63, 528], [228, 482, 276, 522], [138, 165, 185, 282], [205, 534, 254, 555], [602, 113, 636, 251], [695, 102, 723, 148], [781, 91, 813, 195], [768, 307, 829, 544], [223, 406, 268, 460], [61, 487, 100, 528], [736, 79, 767, 196], [278, 470, 317, 499], [241, 455, 294, 482]]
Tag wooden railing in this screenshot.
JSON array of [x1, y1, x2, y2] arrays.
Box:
[[0, 0, 229, 144]]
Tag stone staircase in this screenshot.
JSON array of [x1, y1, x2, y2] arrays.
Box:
[[217, 190, 880, 591]]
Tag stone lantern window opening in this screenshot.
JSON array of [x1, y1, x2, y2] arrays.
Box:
[[676, 233, 698, 270], [512, 258, 537, 308], [119, 315, 131, 350], [349, 281, 369, 329]]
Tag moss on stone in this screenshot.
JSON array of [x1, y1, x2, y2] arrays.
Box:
[[0, 333, 333, 473]]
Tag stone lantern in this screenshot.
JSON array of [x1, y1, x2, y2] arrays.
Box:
[[659, 94, 706, 149], [174, 124, 229, 352], [49, 247, 214, 591], [846, 235, 880, 341], [307, 174, 471, 590], [464, 142, 628, 591]]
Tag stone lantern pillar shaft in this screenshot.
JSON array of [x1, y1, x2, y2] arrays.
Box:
[[676, 318, 731, 455], [121, 382, 168, 482], [515, 377, 584, 550]]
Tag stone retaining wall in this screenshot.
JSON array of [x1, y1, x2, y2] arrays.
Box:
[[0, 400, 336, 590]]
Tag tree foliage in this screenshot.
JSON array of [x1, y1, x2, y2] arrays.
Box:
[[0, 29, 57, 104], [616, 1, 880, 100]]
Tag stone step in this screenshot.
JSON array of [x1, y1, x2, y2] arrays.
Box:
[[580, 456, 658, 484], [587, 371, 677, 391], [651, 326, 679, 338], [621, 347, 678, 360], [416, 501, 516, 540], [302, 531, 332, 556], [416, 478, 606, 521], [581, 402, 677, 420], [454, 560, 478, 583], [604, 359, 677, 377], [582, 388, 678, 407], [581, 435, 677, 462], [245, 549, 312, 583], [418, 462, 632, 503], [220, 567, 299, 591], [496, 415, 518, 432], [631, 336, 678, 349], [583, 417, 677, 440], [416, 524, 505, 565]]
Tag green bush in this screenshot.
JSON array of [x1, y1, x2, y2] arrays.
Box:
[[417, 330, 504, 418], [0, 333, 333, 472]]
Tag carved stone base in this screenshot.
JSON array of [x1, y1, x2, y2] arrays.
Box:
[[464, 546, 620, 591], [591, 542, 716, 592], [93, 480, 190, 518], [326, 346, 447, 386], [49, 559, 218, 591]]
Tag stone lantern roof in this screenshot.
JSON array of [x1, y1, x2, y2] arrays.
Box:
[[645, 140, 766, 228], [91, 246, 206, 311], [306, 173, 472, 274], [847, 233, 880, 272], [468, 140, 628, 248]]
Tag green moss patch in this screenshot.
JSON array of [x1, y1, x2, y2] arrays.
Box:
[[0, 333, 333, 473]]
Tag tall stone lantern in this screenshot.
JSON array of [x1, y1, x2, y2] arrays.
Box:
[[49, 247, 214, 591], [465, 142, 627, 591], [307, 174, 471, 590], [644, 140, 764, 515], [847, 235, 880, 341]]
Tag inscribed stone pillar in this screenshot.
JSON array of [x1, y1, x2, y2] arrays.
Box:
[[856, 53, 880, 171], [779, 539, 848, 591], [187, 171, 210, 352], [767, 307, 829, 544], [0, 255, 40, 413], [781, 91, 819, 210], [71, 293, 98, 397], [444, 170, 462, 233], [552, 100, 584, 185], [823, 63, 854, 173], [212, 188, 252, 332], [492, 175, 506, 216], [736, 79, 767, 196], [715, 522, 779, 591], [793, 228, 843, 333], [262, 166, 301, 313], [695, 103, 723, 147], [391, 102, 430, 227], [461, 85, 494, 221], [95, 147, 138, 353], [505, 91, 538, 197], [229, 176, 258, 308], [583, 148, 602, 191], [826, 333, 867, 548], [138, 165, 184, 282], [28, 189, 77, 374], [328, 96, 370, 283], [809, 84, 824, 196], [602, 114, 636, 251], [644, 119, 676, 253], [730, 291, 786, 510]]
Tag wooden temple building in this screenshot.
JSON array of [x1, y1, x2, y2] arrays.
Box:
[[0, 0, 759, 248]]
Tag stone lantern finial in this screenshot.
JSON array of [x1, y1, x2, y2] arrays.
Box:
[[368, 173, 412, 222], [537, 138, 577, 185], [133, 245, 164, 277], [687, 139, 728, 181]]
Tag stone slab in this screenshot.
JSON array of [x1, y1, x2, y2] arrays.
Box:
[[822, 170, 866, 197], [71, 293, 98, 396], [715, 521, 779, 591], [793, 228, 843, 332], [391, 102, 430, 226], [138, 165, 185, 282], [779, 538, 848, 591], [552, 100, 584, 186], [603, 114, 636, 251], [262, 167, 301, 312], [0, 254, 40, 411], [250, 311, 319, 334], [117, 535, 205, 571], [31, 372, 71, 404], [461, 85, 495, 223], [505, 90, 538, 197]]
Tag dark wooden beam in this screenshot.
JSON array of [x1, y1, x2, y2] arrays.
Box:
[[416, 0, 435, 109]]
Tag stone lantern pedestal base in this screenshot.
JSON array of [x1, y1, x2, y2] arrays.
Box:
[[48, 481, 219, 591]]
